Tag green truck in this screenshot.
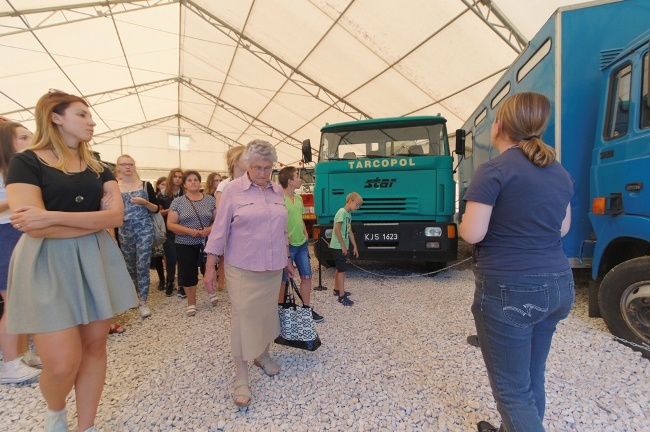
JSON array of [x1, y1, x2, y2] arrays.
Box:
[[303, 116, 458, 270]]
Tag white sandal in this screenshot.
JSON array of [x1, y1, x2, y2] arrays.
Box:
[[209, 294, 219, 306], [186, 305, 197, 317]]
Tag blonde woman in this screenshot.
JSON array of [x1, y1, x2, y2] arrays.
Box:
[[116, 155, 160, 318], [6, 90, 138, 432], [215, 146, 247, 289]]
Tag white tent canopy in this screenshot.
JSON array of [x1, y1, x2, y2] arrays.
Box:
[[0, 0, 594, 178]]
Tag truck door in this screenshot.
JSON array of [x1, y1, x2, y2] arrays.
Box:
[[596, 50, 650, 218]]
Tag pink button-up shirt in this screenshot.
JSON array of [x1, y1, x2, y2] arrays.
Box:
[[205, 173, 289, 271]]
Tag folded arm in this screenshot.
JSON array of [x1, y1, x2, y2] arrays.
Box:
[[7, 180, 124, 238]]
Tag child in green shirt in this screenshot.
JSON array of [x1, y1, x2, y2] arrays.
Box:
[[330, 192, 362, 306]]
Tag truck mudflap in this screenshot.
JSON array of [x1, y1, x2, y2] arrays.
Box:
[[314, 221, 457, 263]]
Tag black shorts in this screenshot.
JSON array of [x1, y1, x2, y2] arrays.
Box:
[[331, 248, 347, 272], [175, 243, 205, 287]]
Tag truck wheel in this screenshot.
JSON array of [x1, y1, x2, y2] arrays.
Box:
[[599, 257, 650, 358]]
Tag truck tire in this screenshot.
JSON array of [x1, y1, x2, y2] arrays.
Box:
[[599, 257, 650, 358]]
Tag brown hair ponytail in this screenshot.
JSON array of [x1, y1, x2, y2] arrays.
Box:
[[495, 92, 555, 168]]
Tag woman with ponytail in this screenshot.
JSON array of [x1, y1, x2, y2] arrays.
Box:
[[460, 92, 574, 432]]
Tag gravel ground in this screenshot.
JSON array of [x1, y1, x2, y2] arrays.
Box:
[[1, 245, 649, 431]]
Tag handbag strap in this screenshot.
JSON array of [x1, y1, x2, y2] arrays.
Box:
[[186, 196, 205, 229], [289, 278, 306, 306]]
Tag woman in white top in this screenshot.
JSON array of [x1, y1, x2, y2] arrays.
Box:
[[214, 146, 247, 289], [0, 121, 42, 385]]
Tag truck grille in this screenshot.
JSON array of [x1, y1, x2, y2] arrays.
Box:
[[360, 197, 418, 213]]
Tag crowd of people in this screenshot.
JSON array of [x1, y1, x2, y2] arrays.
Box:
[[0, 90, 574, 432], [0, 91, 342, 431]]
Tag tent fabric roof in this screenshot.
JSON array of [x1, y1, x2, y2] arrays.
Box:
[[0, 0, 594, 172]]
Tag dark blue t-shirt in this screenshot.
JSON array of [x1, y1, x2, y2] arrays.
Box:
[[464, 148, 574, 276]]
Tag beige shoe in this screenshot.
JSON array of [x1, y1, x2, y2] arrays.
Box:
[[233, 379, 251, 408]]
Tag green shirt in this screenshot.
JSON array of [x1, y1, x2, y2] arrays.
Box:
[[329, 207, 351, 249], [284, 193, 307, 247]]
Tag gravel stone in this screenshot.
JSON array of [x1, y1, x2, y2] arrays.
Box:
[[0, 247, 648, 431]]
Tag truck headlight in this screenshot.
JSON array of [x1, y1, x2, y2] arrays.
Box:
[[424, 227, 442, 237]]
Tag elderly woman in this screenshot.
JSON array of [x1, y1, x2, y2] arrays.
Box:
[[167, 170, 217, 316], [204, 140, 295, 408]]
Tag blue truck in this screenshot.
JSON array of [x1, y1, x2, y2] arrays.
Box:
[[455, 0, 650, 356]]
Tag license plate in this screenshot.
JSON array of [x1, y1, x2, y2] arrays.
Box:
[[364, 233, 399, 242]]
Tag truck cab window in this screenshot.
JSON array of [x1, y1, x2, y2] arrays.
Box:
[[641, 52, 649, 129], [320, 123, 448, 159], [605, 64, 632, 139]]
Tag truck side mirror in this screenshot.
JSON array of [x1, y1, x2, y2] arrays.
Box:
[[302, 139, 312, 164], [455, 129, 466, 156]]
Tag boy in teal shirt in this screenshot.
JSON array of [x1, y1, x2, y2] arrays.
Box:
[[330, 192, 362, 306], [277, 167, 324, 322]]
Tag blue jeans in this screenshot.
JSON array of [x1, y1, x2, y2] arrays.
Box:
[[472, 270, 574, 432], [282, 240, 312, 281]]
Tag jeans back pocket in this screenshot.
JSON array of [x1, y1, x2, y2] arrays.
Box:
[[501, 284, 550, 328]]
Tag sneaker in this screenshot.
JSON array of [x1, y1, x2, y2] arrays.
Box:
[[0, 358, 42, 384], [165, 282, 175, 297], [157, 281, 165, 291], [311, 309, 324, 323], [333, 289, 351, 297], [44, 409, 68, 432], [21, 351, 43, 369], [338, 296, 354, 306], [477, 421, 499, 432], [177, 287, 187, 298], [139, 304, 152, 318]]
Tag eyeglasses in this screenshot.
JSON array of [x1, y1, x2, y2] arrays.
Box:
[[118, 163, 135, 167], [251, 165, 273, 173]]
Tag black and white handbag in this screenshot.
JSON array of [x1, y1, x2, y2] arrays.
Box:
[[275, 278, 321, 351]]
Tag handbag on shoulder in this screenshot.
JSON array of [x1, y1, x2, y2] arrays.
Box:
[[275, 278, 321, 351], [150, 212, 167, 247]]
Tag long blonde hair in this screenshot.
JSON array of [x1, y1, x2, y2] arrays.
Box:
[[30, 91, 104, 174], [495, 92, 555, 168], [226, 145, 245, 178]]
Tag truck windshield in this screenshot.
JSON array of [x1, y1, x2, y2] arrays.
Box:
[[319, 123, 448, 161]]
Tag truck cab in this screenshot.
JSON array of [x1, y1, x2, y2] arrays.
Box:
[[309, 116, 458, 269]]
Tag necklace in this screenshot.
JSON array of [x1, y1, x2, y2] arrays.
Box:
[[51, 149, 85, 203], [66, 145, 79, 151]]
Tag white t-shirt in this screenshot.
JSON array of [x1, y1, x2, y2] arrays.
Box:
[[216, 177, 231, 193]]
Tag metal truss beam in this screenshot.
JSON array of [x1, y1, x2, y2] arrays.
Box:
[[1, 78, 178, 121], [183, 0, 370, 121], [179, 115, 241, 148], [460, 0, 528, 53], [0, 0, 178, 37], [92, 114, 178, 143], [180, 78, 317, 156]]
